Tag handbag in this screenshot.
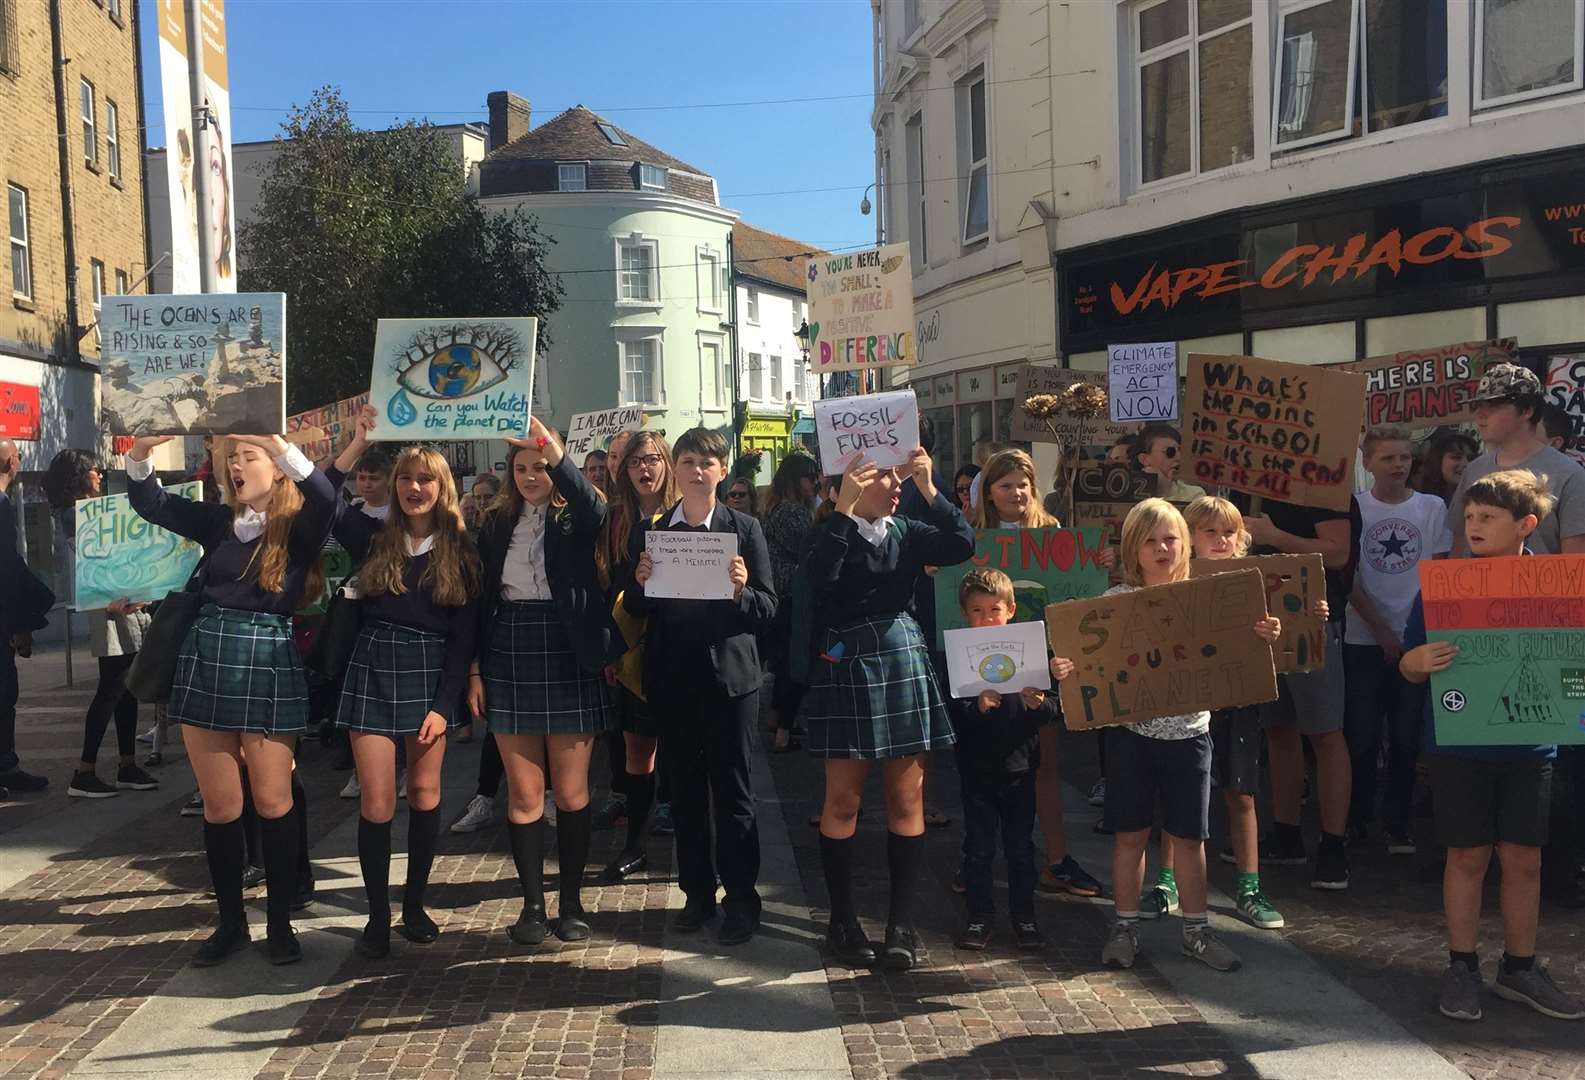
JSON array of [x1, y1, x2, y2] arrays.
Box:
[[125, 559, 207, 704], [305, 579, 363, 688]]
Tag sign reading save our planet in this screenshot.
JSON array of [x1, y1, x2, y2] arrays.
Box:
[[368, 318, 537, 442]]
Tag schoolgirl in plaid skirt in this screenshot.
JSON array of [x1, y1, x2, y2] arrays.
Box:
[[327, 415, 481, 959], [798, 449, 973, 973], [470, 416, 625, 948], [125, 433, 338, 969]]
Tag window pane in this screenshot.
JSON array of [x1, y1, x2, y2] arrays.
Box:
[[1197, 0, 1250, 33], [1198, 23, 1253, 169], [969, 79, 986, 162], [771, 355, 783, 399], [10, 247, 25, 295], [1140, 50, 1191, 181], [80, 81, 91, 117], [1364, 0, 1448, 131], [1275, 0, 1353, 145], [963, 166, 989, 239], [1481, 0, 1578, 101], [1139, 0, 1189, 51], [8, 187, 24, 241]]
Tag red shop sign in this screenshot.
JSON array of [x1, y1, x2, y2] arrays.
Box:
[[0, 382, 41, 440]]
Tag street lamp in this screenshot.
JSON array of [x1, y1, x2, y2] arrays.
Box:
[[794, 319, 810, 363], [860, 183, 877, 216]]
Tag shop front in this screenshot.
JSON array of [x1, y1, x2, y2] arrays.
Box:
[[739, 410, 796, 486], [1054, 150, 1585, 380]]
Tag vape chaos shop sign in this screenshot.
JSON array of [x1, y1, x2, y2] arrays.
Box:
[[1059, 164, 1585, 346]]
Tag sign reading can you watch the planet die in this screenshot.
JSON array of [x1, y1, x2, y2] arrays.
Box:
[[369, 318, 537, 441], [805, 242, 915, 373], [100, 294, 285, 435], [944, 622, 1052, 699], [814, 390, 919, 472]]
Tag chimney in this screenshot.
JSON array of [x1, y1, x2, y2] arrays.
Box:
[[487, 91, 530, 151]]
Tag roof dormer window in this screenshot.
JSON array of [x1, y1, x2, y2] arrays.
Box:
[[597, 122, 628, 146]]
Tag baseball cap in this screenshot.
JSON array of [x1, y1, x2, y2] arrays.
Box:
[[1471, 362, 1542, 404]]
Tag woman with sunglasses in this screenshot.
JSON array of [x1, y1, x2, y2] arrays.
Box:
[[725, 478, 758, 518], [951, 465, 980, 515], [1133, 424, 1206, 503]]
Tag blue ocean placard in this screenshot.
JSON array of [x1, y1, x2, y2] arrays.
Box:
[[100, 293, 286, 435], [73, 483, 203, 609], [368, 318, 537, 441]]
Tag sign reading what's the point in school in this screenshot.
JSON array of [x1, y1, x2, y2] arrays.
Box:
[[806, 242, 915, 372], [368, 318, 536, 442], [74, 483, 203, 609], [933, 527, 1110, 649], [1421, 555, 1585, 746]]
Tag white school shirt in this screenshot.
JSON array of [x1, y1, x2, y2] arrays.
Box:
[[842, 512, 894, 548], [500, 503, 552, 601], [1344, 490, 1449, 645]]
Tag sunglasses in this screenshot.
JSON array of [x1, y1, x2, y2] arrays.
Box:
[[1160, 444, 1179, 459], [728, 489, 750, 499], [626, 454, 664, 469]]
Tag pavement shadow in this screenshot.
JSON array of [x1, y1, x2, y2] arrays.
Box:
[[895, 1024, 1264, 1078]]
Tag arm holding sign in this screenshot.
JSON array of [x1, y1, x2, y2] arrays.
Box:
[[1245, 512, 1352, 569], [125, 436, 231, 547], [511, 417, 610, 536], [227, 434, 339, 562], [1397, 594, 1458, 683], [899, 449, 975, 569]]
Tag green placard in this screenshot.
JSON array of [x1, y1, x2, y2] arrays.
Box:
[[297, 546, 356, 617], [932, 527, 1109, 649], [1429, 628, 1585, 746]]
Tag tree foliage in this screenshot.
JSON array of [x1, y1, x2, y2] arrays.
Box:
[[239, 87, 562, 411]]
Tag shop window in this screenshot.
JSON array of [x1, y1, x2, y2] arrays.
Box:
[[1475, 0, 1583, 109], [1133, 0, 1255, 185], [1273, 0, 1448, 152]]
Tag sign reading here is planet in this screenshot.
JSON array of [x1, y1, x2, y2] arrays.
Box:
[[368, 318, 537, 442]]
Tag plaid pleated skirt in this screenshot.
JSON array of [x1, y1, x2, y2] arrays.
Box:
[[800, 612, 956, 760], [482, 600, 611, 736], [170, 605, 309, 736], [337, 620, 446, 736]]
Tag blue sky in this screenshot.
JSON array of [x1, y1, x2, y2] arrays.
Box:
[[138, 0, 879, 251]]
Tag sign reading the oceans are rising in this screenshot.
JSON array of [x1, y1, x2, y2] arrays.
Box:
[[368, 318, 536, 442], [806, 242, 915, 372], [933, 527, 1109, 649], [1421, 555, 1585, 746], [74, 483, 203, 610]]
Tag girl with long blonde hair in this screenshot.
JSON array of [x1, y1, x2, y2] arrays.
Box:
[[974, 449, 1060, 529], [126, 432, 337, 968], [329, 414, 481, 958]]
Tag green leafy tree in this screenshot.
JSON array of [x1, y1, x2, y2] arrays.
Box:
[[239, 87, 561, 411]]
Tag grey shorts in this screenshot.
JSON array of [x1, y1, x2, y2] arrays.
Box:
[[1260, 623, 1344, 736]]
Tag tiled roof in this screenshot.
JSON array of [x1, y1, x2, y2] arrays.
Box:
[[733, 221, 825, 293], [485, 105, 709, 176]]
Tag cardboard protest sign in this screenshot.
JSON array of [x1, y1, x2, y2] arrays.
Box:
[[369, 318, 536, 441], [1045, 570, 1278, 731], [1191, 554, 1326, 673], [1545, 355, 1585, 452], [933, 527, 1109, 649], [1070, 463, 1154, 546], [286, 393, 370, 463], [1342, 338, 1517, 428], [1108, 343, 1178, 423], [565, 407, 643, 467], [100, 294, 286, 435], [1185, 354, 1365, 511], [944, 621, 1053, 699], [1420, 555, 1585, 746], [814, 390, 919, 472], [1010, 366, 1137, 446], [806, 242, 915, 373], [644, 531, 739, 600], [73, 483, 203, 609]]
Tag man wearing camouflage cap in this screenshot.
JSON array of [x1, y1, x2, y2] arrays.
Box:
[[1449, 362, 1585, 557]]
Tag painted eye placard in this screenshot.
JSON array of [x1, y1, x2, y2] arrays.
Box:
[[368, 318, 538, 441]]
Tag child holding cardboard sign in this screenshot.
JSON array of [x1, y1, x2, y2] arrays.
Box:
[[1050, 499, 1281, 974], [1400, 469, 1585, 1023]]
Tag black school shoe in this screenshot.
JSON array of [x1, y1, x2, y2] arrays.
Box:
[[881, 925, 918, 972], [267, 926, 303, 966], [551, 908, 592, 943], [356, 919, 391, 959], [956, 918, 991, 951], [0, 767, 48, 793], [1311, 842, 1349, 891], [1013, 918, 1047, 952], [672, 899, 717, 934], [717, 908, 758, 946], [191, 921, 250, 967], [510, 904, 548, 946], [599, 849, 647, 884], [826, 920, 876, 968]]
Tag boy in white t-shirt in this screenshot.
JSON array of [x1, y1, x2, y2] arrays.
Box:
[[1342, 428, 1448, 854]]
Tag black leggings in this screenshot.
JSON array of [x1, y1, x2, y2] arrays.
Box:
[[81, 654, 138, 764]]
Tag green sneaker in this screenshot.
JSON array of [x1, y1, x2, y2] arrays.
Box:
[[1237, 889, 1285, 929], [1139, 883, 1180, 920]]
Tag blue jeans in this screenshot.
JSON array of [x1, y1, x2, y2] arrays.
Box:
[[959, 768, 1037, 918], [1343, 643, 1426, 834]]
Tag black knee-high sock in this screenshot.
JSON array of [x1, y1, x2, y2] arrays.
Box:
[[259, 811, 299, 933], [292, 775, 312, 884], [557, 805, 592, 916], [358, 816, 392, 925], [508, 818, 546, 911], [887, 831, 925, 929], [240, 775, 263, 869], [403, 806, 441, 921], [820, 834, 857, 926], [205, 818, 247, 927], [621, 772, 655, 854]]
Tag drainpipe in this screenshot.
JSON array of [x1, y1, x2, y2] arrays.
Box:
[[49, 0, 82, 363], [131, 0, 153, 295]]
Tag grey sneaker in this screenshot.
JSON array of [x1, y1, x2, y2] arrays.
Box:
[[449, 794, 495, 834], [1182, 928, 1242, 972], [1139, 883, 1179, 920], [1101, 922, 1138, 969], [1236, 889, 1285, 930], [1493, 963, 1585, 1020], [1438, 961, 1483, 1021]]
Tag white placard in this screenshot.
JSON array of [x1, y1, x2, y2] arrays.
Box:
[[944, 621, 1052, 699], [1108, 342, 1178, 423], [644, 530, 739, 600], [813, 389, 920, 472], [565, 406, 643, 466]]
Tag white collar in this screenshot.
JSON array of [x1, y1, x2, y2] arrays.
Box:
[[846, 512, 893, 548], [233, 508, 267, 543], [359, 501, 390, 521], [669, 501, 715, 528], [998, 519, 1023, 528], [519, 500, 547, 521], [405, 532, 436, 557]]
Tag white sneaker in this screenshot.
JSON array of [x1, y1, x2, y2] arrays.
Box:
[[1088, 779, 1106, 807], [450, 794, 496, 833], [339, 774, 361, 799], [398, 770, 408, 800], [136, 726, 157, 745], [544, 792, 557, 828]]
